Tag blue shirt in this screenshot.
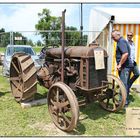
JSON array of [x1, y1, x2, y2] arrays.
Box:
[[127, 40, 135, 63], [116, 37, 133, 68]]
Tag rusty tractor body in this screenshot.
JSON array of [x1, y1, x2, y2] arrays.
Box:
[[9, 10, 126, 132]]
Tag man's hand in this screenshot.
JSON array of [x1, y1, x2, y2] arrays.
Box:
[[117, 64, 121, 71], [117, 53, 128, 71]]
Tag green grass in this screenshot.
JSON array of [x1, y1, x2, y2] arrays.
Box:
[[0, 66, 140, 136], [0, 47, 43, 54], [0, 47, 6, 53], [33, 47, 43, 53]]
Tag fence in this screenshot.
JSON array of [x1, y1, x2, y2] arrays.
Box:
[[0, 30, 108, 49]]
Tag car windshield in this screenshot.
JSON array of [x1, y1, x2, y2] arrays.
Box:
[[6, 47, 35, 56]]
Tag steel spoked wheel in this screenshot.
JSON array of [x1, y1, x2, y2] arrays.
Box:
[[48, 82, 79, 132], [99, 74, 126, 112], [10, 53, 37, 102]]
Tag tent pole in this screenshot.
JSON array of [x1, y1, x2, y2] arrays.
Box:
[[107, 21, 114, 74]]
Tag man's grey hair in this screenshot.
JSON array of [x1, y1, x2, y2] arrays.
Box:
[[111, 29, 121, 35]]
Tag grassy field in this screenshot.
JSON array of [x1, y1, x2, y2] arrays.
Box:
[[0, 47, 43, 54], [0, 47, 6, 53], [33, 47, 43, 53], [0, 66, 140, 137]]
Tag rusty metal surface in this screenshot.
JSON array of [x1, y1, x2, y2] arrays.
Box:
[[8, 10, 127, 133], [66, 46, 108, 58], [99, 74, 126, 112], [79, 56, 107, 90], [86, 58, 89, 89], [10, 53, 37, 102], [47, 82, 79, 132], [45, 46, 108, 59], [61, 9, 66, 82]]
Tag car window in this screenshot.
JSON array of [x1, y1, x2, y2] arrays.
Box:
[[6, 47, 35, 56]]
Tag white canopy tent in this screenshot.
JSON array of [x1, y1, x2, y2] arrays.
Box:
[[88, 7, 140, 85], [88, 7, 140, 44]]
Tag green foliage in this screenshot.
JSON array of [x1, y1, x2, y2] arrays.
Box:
[[35, 9, 61, 46], [35, 8, 87, 46], [26, 39, 34, 46], [36, 40, 42, 46], [65, 26, 80, 46], [13, 32, 27, 45], [0, 28, 10, 47], [0, 28, 34, 47], [82, 34, 88, 46]]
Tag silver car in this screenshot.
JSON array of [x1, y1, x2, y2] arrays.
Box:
[[3, 45, 41, 76]]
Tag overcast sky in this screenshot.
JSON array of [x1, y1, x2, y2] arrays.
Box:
[[1, 3, 140, 31], [0, 3, 140, 42]]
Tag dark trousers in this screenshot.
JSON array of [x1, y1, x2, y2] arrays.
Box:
[[119, 67, 131, 105], [129, 62, 140, 88]]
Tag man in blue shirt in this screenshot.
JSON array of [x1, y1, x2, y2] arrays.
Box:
[[127, 32, 140, 88], [111, 30, 133, 107]]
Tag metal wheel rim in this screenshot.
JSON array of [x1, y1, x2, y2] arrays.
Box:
[[48, 82, 79, 132], [10, 53, 37, 102], [99, 74, 126, 112]]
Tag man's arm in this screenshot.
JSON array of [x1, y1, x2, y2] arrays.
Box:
[[117, 52, 128, 70]]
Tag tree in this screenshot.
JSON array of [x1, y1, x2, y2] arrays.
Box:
[[0, 28, 35, 47], [65, 26, 81, 46], [0, 28, 5, 33], [0, 28, 10, 47], [26, 39, 34, 46], [82, 34, 88, 46], [35, 9, 61, 46], [36, 40, 42, 46], [14, 32, 27, 45], [35, 8, 88, 46]]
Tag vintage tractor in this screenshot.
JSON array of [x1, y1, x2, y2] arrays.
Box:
[[9, 10, 126, 132]]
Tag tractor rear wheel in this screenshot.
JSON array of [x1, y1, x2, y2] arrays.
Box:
[[10, 53, 37, 102], [99, 74, 126, 112]]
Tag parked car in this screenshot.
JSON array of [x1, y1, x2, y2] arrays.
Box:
[[3, 45, 42, 76]]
